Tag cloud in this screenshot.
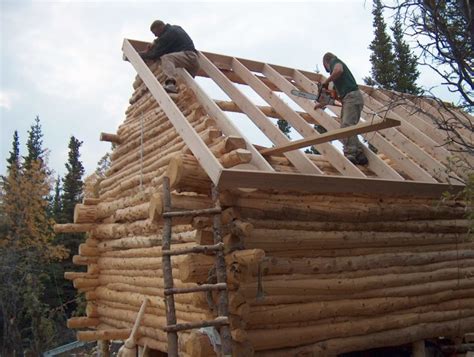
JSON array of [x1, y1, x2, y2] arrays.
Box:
[[0, 90, 19, 110], [9, 3, 133, 102]]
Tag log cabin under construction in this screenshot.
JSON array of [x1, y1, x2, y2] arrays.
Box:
[[55, 39, 474, 356]]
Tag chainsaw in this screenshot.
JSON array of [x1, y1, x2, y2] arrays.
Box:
[[291, 83, 340, 108]]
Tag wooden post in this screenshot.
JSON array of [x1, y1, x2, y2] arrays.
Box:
[[412, 340, 426, 357], [162, 176, 179, 357], [212, 184, 233, 356], [98, 340, 110, 357]]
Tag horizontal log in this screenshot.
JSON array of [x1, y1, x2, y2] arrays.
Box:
[[98, 231, 196, 250], [256, 316, 474, 356], [210, 135, 246, 156], [54, 223, 96, 233], [100, 132, 122, 144], [268, 242, 474, 258], [78, 244, 99, 256], [220, 149, 252, 168], [247, 218, 469, 233], [247, 277, 474, 306], [67, 317, 99, 329], [77, 328, 131, 341], [239, 267, 474, 297], [74, 204, 98, 224], [257, 250, 474, 276], [83, 197, 101, 205], [72, 255, 98, 265], [246, 288, 474, 327], [249, 304, 474, 351], [245, 229, 469, 251], [166, 154, 212, 194]]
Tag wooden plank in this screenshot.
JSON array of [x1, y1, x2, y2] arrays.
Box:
[[197, 53, 321, 174], [232, 57, 365, 176], [328, 106, 437, 182], [122, 39, 223, 184], [218, 169, 464, 199], [288, 70, 435, 182], [264, 65, 404, 180], [178, 67, 274, 172], [291, 70, 417, 181], [261, 64, 373, 177], [260, 118, 400, 156]]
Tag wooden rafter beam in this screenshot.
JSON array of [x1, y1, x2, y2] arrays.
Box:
[[197, 52, 321, 175], [122, 39, 223, 184], [177, 68, 274, 172], [260, 118, 401, 156]]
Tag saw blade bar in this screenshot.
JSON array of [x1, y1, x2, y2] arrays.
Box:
[[290, 89, 319, 101]]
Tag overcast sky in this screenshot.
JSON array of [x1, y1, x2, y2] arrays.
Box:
[[0, 0, 458, 179]]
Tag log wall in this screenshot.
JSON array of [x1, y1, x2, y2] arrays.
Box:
[[58, 63, 474, 357]]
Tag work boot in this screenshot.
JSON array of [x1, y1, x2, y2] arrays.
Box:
[[164, 79, 178, 94]]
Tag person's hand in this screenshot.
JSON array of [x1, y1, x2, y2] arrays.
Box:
[[314, 102, 326, 110]]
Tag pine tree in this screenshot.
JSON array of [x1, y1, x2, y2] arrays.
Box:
[[366, 0, 397, 89], [391, 17, 422, 95]]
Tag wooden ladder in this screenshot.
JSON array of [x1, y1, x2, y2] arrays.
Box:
[[161, 176, 233, 357]]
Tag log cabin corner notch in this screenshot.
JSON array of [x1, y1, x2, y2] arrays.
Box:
[[55, 37, 473, 356]]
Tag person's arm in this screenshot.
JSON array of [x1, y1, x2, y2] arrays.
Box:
[[140, 30, 177, 60], [322, 63, 343, 88]]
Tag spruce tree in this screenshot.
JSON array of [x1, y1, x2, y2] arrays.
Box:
[[6, 130, 21, 174], [366, 0, 397, 89], [391, 17, 422, 95], [55, 136, 85, 324], [0, 123, 67, 355], [61, 136, 84, 222], [52, 176, 62, 221], [24, 115, 45, 170]]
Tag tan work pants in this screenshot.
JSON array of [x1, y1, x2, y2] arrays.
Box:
[[340, 89, 365, 157], [161, 51, 199, 81]]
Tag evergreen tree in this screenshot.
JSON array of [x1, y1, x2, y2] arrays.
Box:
[[366, 0, 397, 89], [391, 17, 422, 95], [53, 136, 85, 326], [24, 115, 45, 170], [277, 119, 291, 139], [52, 176, 62, 221], [0, 123, 67, 355], [61, 137, 84, 222], [7, 130, 21, 174]]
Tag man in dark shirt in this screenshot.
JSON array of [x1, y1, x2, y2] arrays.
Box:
[[321, 52, 368, 165], [140, 20, 199, 93]]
